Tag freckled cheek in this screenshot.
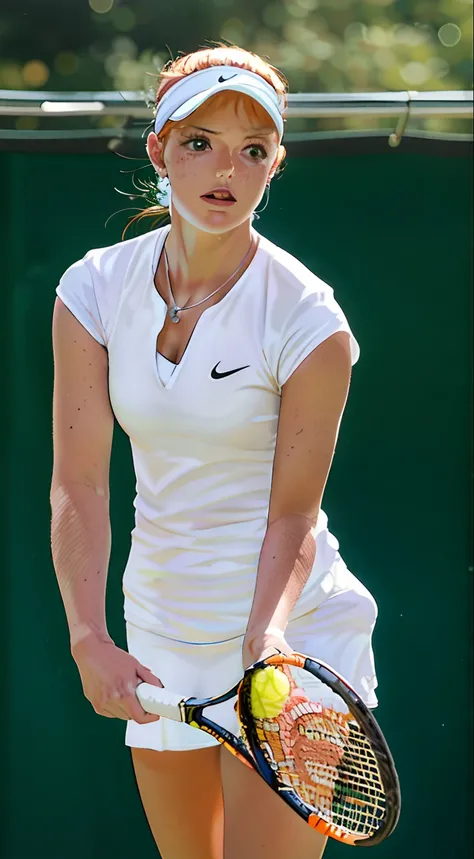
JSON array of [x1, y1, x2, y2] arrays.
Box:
[[172, 153, 202, 189], [169, 152, 268, 203], [236, 164, 268, 201]]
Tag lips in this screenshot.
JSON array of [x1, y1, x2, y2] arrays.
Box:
[[200, 187, 237, 202]]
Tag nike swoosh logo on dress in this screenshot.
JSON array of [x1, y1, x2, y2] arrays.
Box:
[[211, 362, 250, 379]]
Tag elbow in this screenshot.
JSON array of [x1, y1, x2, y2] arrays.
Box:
[[50, 476, 110, 510], [267, 510, 319, 531]]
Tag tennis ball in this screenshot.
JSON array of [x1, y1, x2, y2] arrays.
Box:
[[250, 666, 290, 719]]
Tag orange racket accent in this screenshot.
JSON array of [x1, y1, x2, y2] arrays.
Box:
[[307, 814, 362, 846], [199, 722, 254, 770], [223, 743, 255, 770], [265, 652, 306, 669]]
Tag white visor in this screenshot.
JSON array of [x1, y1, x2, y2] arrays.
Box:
[[154, 65, 285, 141]]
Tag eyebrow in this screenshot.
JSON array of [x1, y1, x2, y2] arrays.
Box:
[[187, 124, 275, 138]]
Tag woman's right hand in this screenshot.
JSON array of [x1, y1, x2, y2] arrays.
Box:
[[71, 632, 163, 723]]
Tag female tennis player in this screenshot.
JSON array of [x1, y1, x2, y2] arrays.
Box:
[[51, 43, 379, 859]]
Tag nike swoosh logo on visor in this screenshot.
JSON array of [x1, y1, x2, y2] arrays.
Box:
[[211, 362, 250, 379], [218, 74, 238, 83]]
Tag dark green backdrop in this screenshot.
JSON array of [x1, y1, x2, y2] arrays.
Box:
[[2, 137, 472, 858]]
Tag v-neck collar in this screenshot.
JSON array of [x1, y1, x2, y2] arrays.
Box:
[[149, 224, 262, 391]]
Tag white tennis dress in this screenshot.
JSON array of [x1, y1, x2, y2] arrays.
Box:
[[57, 224, 378, 752]]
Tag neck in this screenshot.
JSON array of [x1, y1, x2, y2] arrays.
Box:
[[164, 210, 255, 293]]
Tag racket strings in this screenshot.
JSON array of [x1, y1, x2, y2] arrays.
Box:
[[254, 674, 386, 837], [331, 722, 385, 832]]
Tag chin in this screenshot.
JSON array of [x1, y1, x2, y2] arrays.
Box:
[[171, 197, 254, 234]]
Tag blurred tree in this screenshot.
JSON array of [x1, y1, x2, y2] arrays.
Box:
[[0, 0, 471, 100]]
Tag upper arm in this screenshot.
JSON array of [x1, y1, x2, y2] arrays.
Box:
[[268, 331, 352, 526], [51, 297, 114, 498]]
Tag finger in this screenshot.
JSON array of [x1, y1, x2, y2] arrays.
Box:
[[99, 683, 161, 723], [99, 706, 128, 720], [256, 644, 287, 662], [135, 665, 163, 687], [124, 694, 161, 724], [121, 680, 162, 722], [136, 712, 161, 724], [99, 697, 159, 723], [96, 687, 135, 720], [264, 638, 293, 658]]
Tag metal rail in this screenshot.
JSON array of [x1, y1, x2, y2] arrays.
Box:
[[0, 89, 472, 119]]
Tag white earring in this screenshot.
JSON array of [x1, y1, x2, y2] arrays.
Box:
[[156, 174, 172, 208]]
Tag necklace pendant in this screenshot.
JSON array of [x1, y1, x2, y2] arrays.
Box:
[[168, 305, 180, 323]]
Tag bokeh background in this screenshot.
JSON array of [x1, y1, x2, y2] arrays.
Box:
[[0, 0, 472, 137], [1, 3, 472, 859]]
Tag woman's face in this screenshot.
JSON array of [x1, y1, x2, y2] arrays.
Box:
[[147, 93, 284, 235]]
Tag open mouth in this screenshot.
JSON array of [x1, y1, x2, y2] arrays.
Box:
[[201, 189, 237, 202]]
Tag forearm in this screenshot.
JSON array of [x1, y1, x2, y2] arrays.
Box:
[[246, 513, 316, 642], [50, 481, 112, 652]]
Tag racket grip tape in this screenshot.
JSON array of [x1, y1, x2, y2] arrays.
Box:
[[136, 683, 185, 721]]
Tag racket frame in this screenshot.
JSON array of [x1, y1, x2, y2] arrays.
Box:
[[237, 652, 401, 847], [136, 652, 400, 846], [178, 684, 256, 769]]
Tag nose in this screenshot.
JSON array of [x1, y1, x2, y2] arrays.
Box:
[[215, 149, 235, 180]]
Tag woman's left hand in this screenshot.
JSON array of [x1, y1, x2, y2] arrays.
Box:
[[242, 629, 293, 670]]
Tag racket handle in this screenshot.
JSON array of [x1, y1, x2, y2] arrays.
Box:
[[136, 683, 185, 721]]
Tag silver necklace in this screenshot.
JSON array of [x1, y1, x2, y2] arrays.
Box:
[[163, 239, 255, 323]]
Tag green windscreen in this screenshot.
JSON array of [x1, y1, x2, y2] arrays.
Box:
[[2, 138, 472, 858]]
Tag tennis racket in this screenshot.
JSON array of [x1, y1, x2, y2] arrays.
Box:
[[136, 652, 400, 846]]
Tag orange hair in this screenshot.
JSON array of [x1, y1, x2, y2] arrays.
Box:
[[124, 42, 288, 236]]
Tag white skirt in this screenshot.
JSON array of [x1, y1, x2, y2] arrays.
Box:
[[125, 584, 379, 752]]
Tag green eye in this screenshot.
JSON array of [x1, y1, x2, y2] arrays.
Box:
[[181, 136, 210, 152], [247, 144, 267, 160]]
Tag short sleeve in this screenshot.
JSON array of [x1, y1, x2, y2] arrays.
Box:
[[56, 256, 106, 346], [265, 273, 360, 389]]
